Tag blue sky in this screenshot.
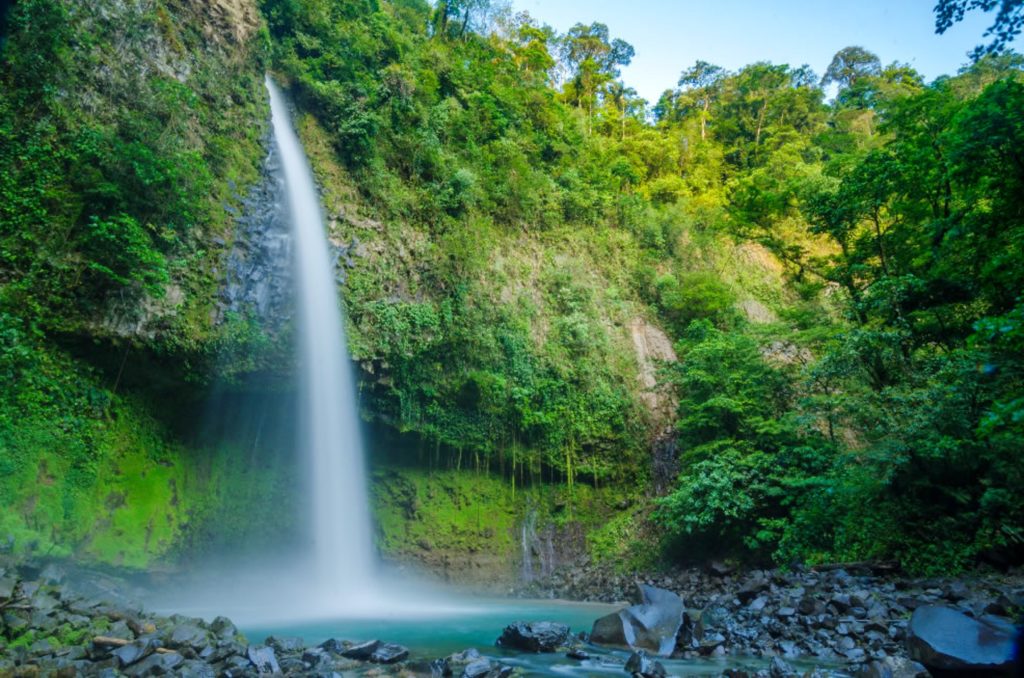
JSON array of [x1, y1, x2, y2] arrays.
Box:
[[508, 0, 1021, 103]]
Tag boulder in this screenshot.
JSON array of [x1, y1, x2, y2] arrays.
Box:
[[590, 584, 683, 656], [265, 635, 304, 653], [624, 650, 667, 678], [906, 605, 1017, 676], [496, 621, 571, 652], [463, 658, 493, 678], [370, 642, 409, 664], [167, 622, 208, 650], [340, 639, 380, 660], [246, 644, 280, 674], [209, 616, 238, 641]]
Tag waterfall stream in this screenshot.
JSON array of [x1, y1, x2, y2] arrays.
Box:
[[266, 77, 375, 596]]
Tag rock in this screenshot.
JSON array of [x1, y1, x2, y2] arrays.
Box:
[[124, 651, 184, 676], [0, 576, 16, 599], [625, 650, 667, 678], [111, 640, 155, 667], [340, 639, 381, 660], [590, 584, 683, 656], [566, 648, 590, 660], [209, 616, 238, 641], [370, 642, 409, 664], [768, 656, 794, 677], [462, 658, 494, 678], [167, 623, 208, 649], [319, 638, 346, 654], [178, 660, 216, 677], [496, 621, 571, 652], [266, 635, 304, 653], [462, 659, 516, 678], [29, 637, 54, 655], [906, 605, 1017, 675], [246, 644, 281, 674], [798, 597, 823, 615], [852, 660, 894, 678], [709, 561, 734, 576], [737, 577, 770, 604]]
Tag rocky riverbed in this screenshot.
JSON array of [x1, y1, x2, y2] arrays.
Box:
[[516, 561, 1023, 676], [1, 557, 1021, 677]]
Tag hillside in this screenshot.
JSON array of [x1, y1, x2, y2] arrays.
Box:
[[0, 0, 1022, 582]]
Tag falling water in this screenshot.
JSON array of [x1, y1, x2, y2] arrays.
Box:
[[266, 77, 375, 595]]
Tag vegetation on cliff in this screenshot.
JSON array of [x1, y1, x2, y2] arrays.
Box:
[[262, 0, 1024, 573], [0, 0, 1021, 575]]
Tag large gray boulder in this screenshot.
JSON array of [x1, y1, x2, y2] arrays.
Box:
[[590, 584, 684, 656], [906, 605, 1017, 676], [496, 621, 571, 652]]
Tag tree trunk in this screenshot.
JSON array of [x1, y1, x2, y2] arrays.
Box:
[[754, 100, 768, 145], [701, 98, 709, 140]]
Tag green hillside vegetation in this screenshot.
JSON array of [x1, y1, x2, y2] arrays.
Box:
[[0, 0, 1021, 575]]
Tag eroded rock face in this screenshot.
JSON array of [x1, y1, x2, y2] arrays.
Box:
[[191, 0, 260, 45], [629, 319, 677, 422], [906, 605, 1017, 676], [590, 584, 684, 656]]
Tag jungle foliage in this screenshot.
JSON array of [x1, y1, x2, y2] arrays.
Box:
[[1, 0, 1021, 573], [260, 0, 1024, 572]]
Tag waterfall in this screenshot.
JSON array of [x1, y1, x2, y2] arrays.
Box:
[[266, 77, 375, 594]]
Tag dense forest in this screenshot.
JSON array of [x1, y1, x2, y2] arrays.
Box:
[[0, 0, 1022, 578]]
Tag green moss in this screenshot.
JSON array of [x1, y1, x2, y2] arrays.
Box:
[[6, 630, 36, 650]]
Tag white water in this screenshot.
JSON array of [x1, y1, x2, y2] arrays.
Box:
[[266, 77, 376, 597], [156, 79, 477, 624]]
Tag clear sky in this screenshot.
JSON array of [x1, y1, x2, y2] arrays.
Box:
[[508, 0, 1022, 104]]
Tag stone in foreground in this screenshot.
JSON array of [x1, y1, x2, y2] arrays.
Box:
[[590, 584, 684, 656], [496, 621, 571, 652], [625, 650, 667, 678], [906, 605, 1017, 676]]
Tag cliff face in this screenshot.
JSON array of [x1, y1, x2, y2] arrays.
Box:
[[0, 0, 283, 567]]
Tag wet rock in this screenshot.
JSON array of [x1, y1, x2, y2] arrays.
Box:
[[624, 649, 667, 678], [434, 648, 482, 676], [906, 605, 1017, 675], [496, 621, 571, 652], [591, 584, 683, 656], [371, 642, 410, 664], [851, 660, 893, 678], [768, 656, 795, 677], [463, 658, 493, 678], [566, 648, 590, 660], [462, 657, 513, 678], [340, 639, 380, 660], [246, 644, 281, 674]]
